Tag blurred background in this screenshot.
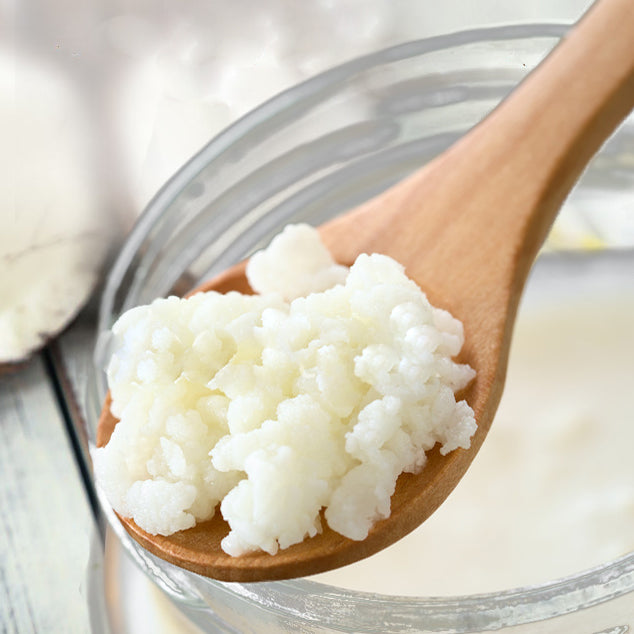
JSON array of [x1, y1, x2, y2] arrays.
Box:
[[2, 0, 595, 364]]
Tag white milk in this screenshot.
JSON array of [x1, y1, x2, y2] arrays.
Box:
[[312, 264, 634, 596]]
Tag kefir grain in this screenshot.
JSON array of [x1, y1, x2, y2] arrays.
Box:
[[94, 225, 476, 556]]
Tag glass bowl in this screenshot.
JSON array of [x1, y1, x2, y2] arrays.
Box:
[[88, 24, 634, 633]]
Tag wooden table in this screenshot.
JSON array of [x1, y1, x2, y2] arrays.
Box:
[[1, 317, 106, 633]]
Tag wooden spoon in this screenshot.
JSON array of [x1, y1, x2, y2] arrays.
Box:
[[97, 0, 634, 582]]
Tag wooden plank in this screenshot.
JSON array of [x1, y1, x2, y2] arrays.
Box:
[[0, 355, 96, 633], [52, 318, 96, 429], [46, 322, 102, 523]]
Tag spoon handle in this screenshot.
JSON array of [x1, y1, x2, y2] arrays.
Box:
[[391, 0, 633, 300], [321, 0, 634, 410], [452, 0, 634, 264], [324, 0, 634, 294]]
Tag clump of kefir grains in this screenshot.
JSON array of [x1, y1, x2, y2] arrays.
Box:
[[93, 224, 476, 556]]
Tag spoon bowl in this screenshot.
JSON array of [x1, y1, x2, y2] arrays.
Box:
[[97, 0, 634, 582]]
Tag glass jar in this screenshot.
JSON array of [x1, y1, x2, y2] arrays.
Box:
[[88, 24, 634, 633]]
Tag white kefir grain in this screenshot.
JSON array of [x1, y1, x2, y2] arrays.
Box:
[[94, 224, 475, 556]]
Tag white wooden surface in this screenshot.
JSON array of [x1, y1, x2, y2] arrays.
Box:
[[0, 350, 97, 633]]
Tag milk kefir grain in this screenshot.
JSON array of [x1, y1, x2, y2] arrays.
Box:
[[94, 225, 476, 556]]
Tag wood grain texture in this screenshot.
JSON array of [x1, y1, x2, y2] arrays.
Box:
[[97, 0, 634, 582], [0, 355, 95, 633]]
